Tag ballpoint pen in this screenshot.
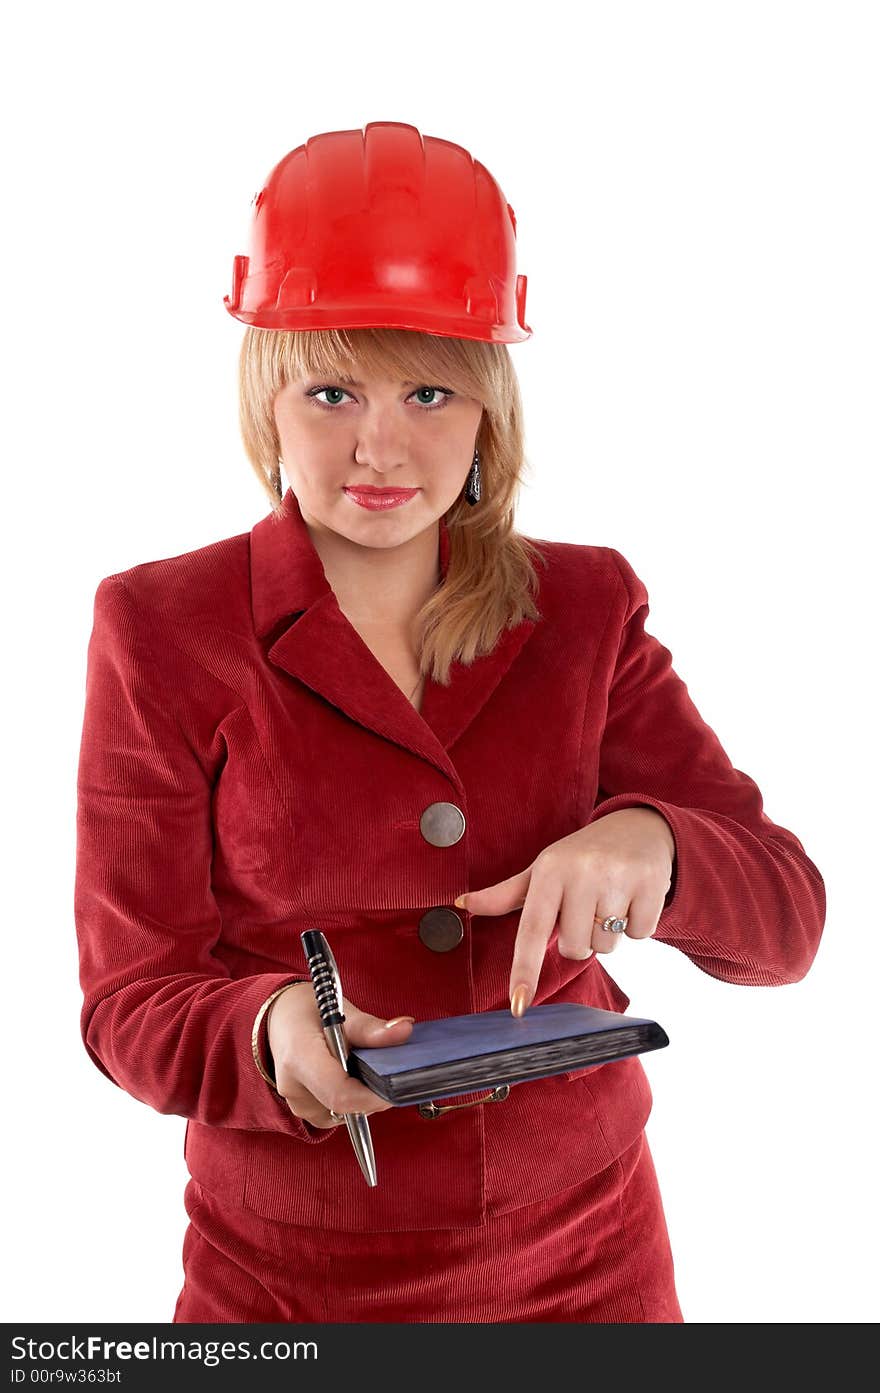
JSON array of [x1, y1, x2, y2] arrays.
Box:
[[300, 929, 378, 1187]]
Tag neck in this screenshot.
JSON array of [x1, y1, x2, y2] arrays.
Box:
[[304, 516, 442, 628]]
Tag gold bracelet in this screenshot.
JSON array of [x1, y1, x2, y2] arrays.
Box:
[[251, 982, 305, 1089]]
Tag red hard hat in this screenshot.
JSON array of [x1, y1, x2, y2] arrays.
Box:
[[224, 121, 531, 344]]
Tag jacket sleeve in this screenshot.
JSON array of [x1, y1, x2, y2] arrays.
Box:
[[588, 549, 826, 986], [74, 576, 327, 1140]]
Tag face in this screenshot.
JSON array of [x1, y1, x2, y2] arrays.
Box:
[[273, 368, 484, 551]]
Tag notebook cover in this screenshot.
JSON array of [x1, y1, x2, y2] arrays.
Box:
[[347, 1002, 669, 1105]]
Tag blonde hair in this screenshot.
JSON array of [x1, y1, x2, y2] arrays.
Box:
[[236, 326, 547, 685]]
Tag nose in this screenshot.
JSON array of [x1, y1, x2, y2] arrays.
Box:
[[353, 407, 411, 475]]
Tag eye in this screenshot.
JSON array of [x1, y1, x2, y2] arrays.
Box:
[[409, 386, 453, 409], [307, 386, 353, 408], [306, 385, 454, 411]]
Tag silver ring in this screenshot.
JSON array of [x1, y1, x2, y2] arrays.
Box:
[[595, 914, 629, 934], [329, 1110, 344, 1123]]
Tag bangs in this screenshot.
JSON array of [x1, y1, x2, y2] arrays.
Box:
[[243, 326, 508, 413]]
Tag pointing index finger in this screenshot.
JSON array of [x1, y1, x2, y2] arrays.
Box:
[[508, 888, 559, 1014]]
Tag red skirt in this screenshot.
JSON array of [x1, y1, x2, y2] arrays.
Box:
[[173, 1130, 683, 1323]]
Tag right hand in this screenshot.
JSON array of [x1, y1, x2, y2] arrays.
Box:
[[266, 983, 416, 1128]]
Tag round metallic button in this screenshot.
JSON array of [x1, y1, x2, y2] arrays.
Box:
[[418, 908, 464, 952], [419, 802, 466, 847]]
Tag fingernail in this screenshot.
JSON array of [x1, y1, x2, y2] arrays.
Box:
[[510, 983, 531, 1018], [454, 894, 467, 909], [384, 1015, 416, 1029]]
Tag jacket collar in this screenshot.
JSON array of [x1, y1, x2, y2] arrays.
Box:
[[250, 487, 539, 780]]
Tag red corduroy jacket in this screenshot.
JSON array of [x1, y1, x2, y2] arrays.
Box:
[[74, 488, 825, 1232]]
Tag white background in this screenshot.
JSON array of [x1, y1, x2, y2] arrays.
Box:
[[4, 0, 877, 1326]]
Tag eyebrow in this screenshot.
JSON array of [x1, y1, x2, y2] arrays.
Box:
[[335, 377, 420, 388]]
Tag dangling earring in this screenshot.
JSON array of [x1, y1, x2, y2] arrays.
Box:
[[464, 448, 482, 506]]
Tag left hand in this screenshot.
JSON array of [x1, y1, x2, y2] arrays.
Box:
[[454, 808, 676, 1014]]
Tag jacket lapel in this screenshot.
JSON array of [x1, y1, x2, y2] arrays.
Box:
[[250, 489, 539, 777]]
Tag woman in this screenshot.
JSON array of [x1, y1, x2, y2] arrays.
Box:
[[74, 122, 826, 1324]]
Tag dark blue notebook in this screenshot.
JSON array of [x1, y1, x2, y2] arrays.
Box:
[[347, 1002, 669, 1106]]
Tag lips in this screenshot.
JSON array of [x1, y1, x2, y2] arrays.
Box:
[[343, 486, 419, 511]]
